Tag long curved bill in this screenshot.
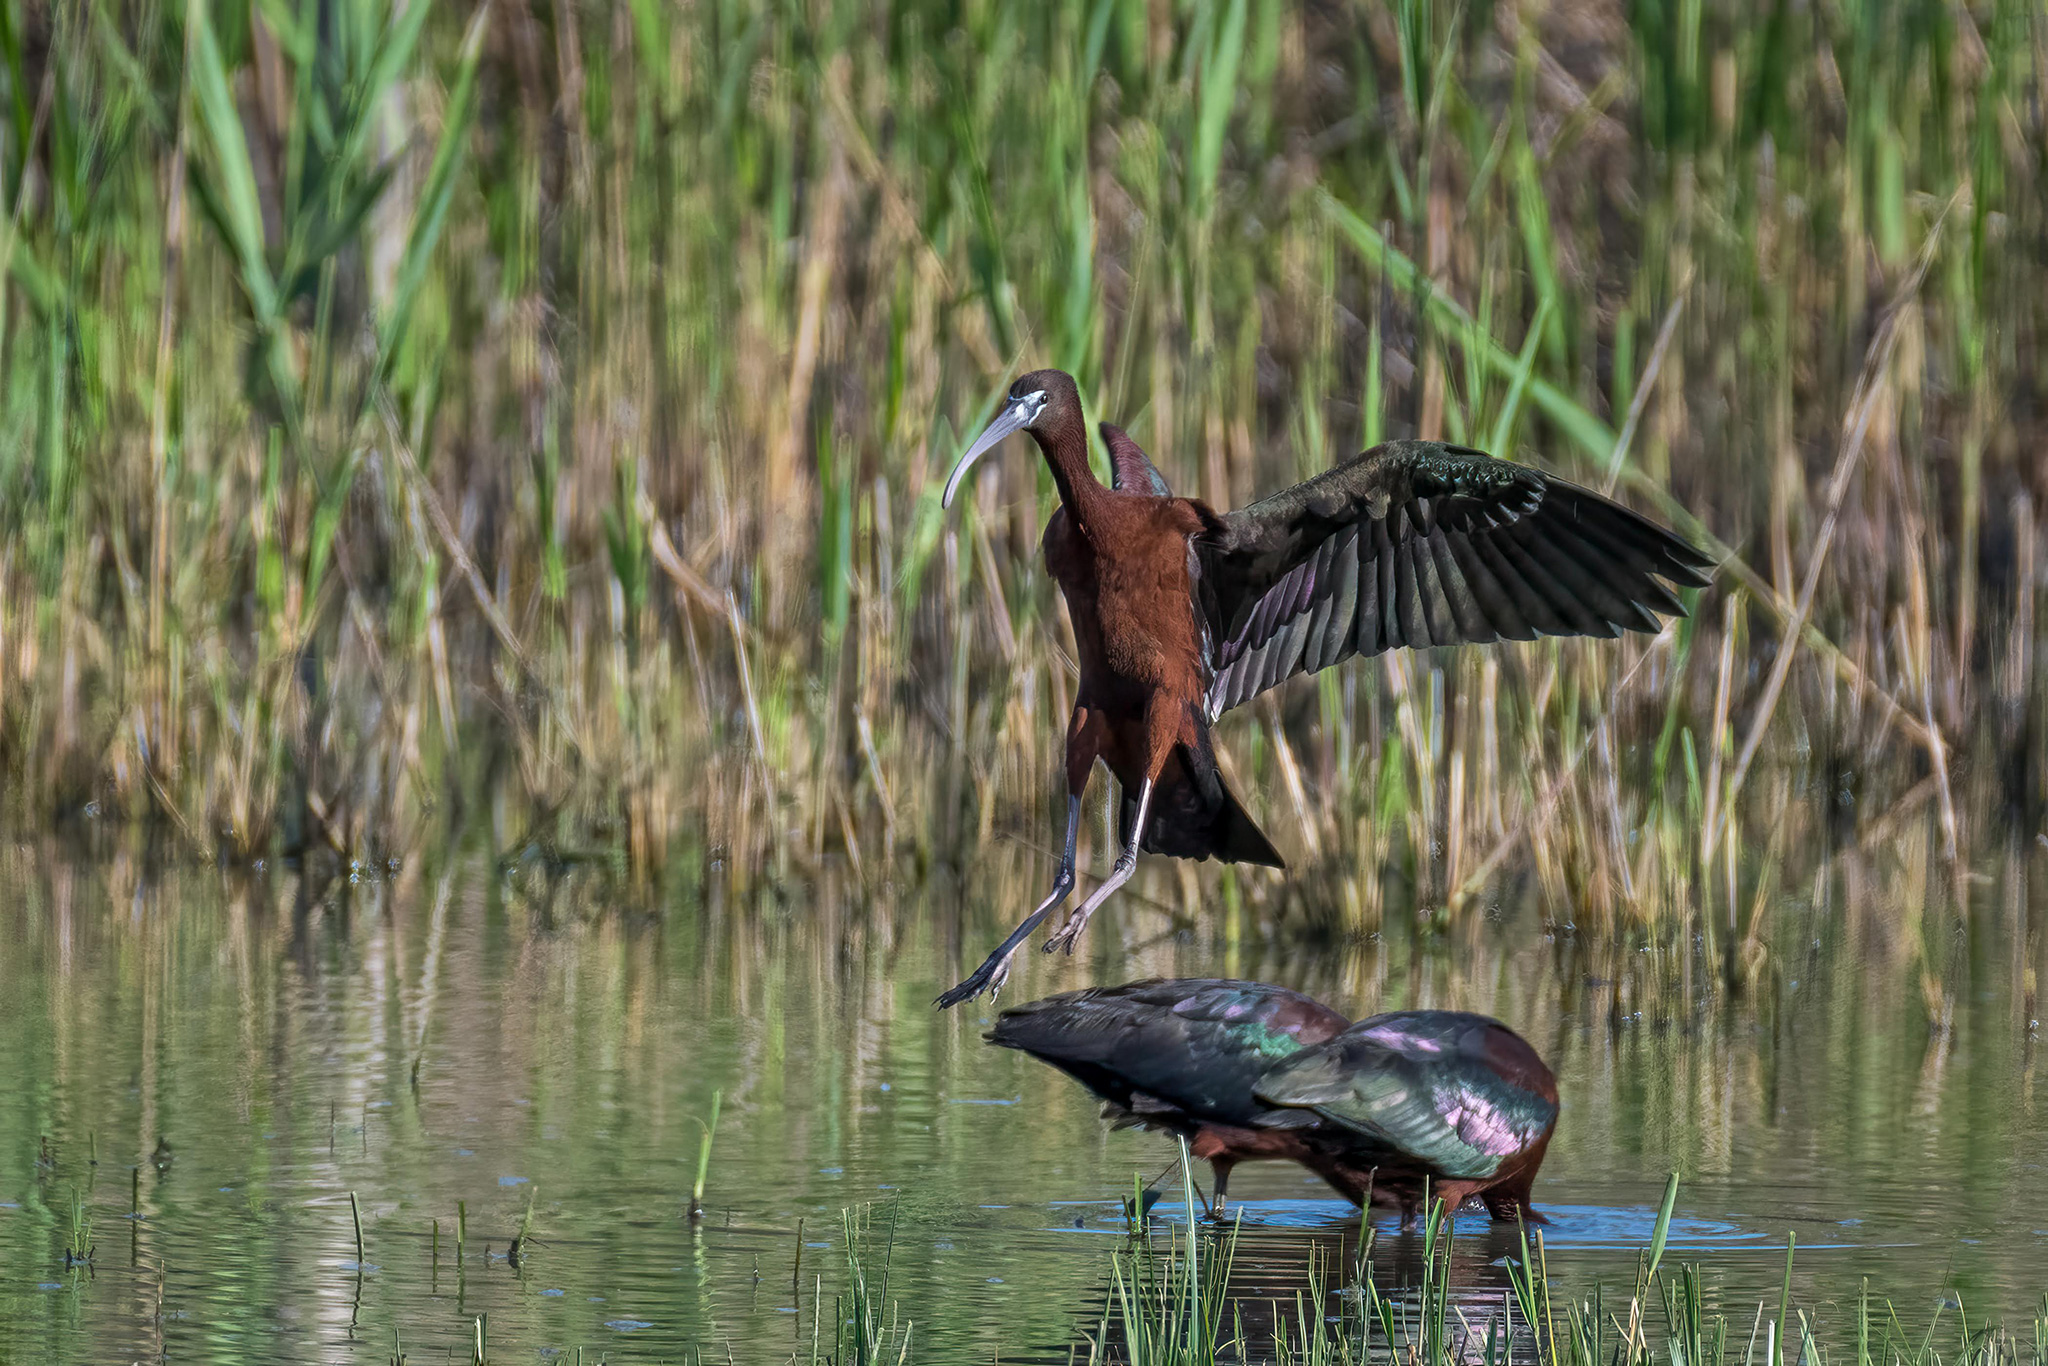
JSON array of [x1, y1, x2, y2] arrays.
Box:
[[941, 391, 1045, 509]]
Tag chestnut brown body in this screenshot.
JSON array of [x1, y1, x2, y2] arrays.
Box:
[[936, 369, 1710, 1007]]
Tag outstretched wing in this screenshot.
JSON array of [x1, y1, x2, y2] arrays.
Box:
[[1198, 441, 1714, 718], [1253, 1012, 1558, 1180]]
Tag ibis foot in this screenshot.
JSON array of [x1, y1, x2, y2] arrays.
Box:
[[1042, 912, 1091, 955], [936, 828, 1081, 1011], [1044, 847, 1139, 956], [935, 949, 1017, 1009]]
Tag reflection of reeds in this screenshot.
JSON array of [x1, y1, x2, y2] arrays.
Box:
[[6, 848, 2046, 1357], [0, 1, 2042, 957]]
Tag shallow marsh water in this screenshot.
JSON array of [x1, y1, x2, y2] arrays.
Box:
[[1, 831, 2044, 1363]]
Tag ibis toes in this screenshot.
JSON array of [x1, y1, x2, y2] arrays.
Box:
[[1043, 914, 1086, 955], [933, 978, 980, 1010], [937, 940, 1023, 1009]]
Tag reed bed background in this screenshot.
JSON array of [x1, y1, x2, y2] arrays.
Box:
[[0, 0, 2043, 951]]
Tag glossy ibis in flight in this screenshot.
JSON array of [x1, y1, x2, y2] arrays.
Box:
[[936, 370, 1712, 1007], [989, 978, 1558, 1222]]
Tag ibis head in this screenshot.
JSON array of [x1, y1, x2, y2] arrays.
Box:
[[942, 369, 1083, 509]]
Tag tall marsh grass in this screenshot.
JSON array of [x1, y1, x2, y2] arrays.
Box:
[[1090, 1229, 2048, 1366], [0, 1, 2042, 957], [1078, 1184, 2048, 1366]]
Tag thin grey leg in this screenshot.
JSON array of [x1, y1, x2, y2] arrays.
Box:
[[935, 795, 1082, 1009], [1044, 778, 1152, 955]]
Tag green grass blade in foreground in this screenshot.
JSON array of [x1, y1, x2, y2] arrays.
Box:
[[1082, 1171, 2048, 1366], [1488, 295, 1553, 457], [1646, 1171, 1680, 1285], [691, 1089, 722, 1216], [1192, 0, 1247, 221]]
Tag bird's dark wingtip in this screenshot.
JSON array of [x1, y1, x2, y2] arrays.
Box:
[[1653, 521, 1719, 584], [1668, 559, 1717, 588], [983, 1007, 1034, 1045]]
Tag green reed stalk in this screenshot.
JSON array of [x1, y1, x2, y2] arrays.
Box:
[[690, 1089, 721, 1218], [0, 0, 2039, 960], [1777, 1232, 1797, 1366]]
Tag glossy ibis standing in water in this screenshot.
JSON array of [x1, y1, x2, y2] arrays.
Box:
[[936, 370, 1713, 1007], [989, 978, 1558, 1222]]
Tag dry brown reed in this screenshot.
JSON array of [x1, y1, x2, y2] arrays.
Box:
[[0, 0, 2041, 965]]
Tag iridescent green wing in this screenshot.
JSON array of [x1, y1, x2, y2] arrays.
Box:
[[1253, 1011, 1557, 1179]]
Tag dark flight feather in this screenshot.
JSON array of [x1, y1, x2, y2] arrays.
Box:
[[988, 979, 1349, 1132], [1198, 441, 1715, 718]]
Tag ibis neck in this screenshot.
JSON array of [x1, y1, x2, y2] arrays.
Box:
[[1033, 422, 1105, 527]]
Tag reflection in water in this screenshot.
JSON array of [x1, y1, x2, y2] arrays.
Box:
[[0, 829, 2043, 1362]]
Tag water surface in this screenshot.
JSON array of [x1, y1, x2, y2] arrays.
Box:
[[1, 835, 2043, 1362]]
